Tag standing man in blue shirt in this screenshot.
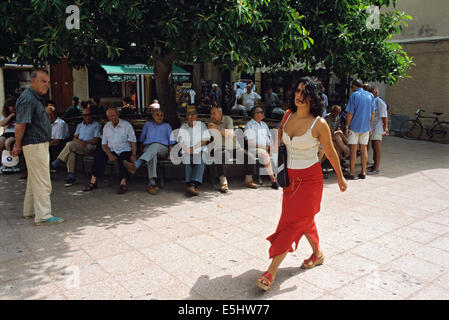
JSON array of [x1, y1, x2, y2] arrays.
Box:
[[12, 69, 64, 226], [344, 79, 376, 180]]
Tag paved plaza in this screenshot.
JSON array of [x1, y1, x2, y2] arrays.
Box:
[[0, 136, 448, 300]]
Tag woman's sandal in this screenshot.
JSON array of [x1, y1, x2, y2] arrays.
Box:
[[256, 271, 274, 291], [301, 252, 324, 269], [83, 182, 98, 192]]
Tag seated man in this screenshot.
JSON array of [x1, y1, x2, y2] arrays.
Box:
[[123, 109, 175, 195], [51, 108, 102, 186], [63, 96, 82, 119], [264, 87, 280, 118], [83, 108, 137, 194], [46, 105, 69, 162], [324, 105, 350, 159], [244, 106, 278, 189], [147, 99, 161, 115], [177, 105, 211, 196], [90, 97, 106, 118], [208, 105, 258, 193], [0, 98, 17, 171], [270, 105, 286, 120], [230, 97, 248, 116]]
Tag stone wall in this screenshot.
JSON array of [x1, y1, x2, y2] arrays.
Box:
[[386, 39, 449, 118]]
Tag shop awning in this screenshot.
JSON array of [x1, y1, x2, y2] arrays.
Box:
[[99, 63, 190, 82]]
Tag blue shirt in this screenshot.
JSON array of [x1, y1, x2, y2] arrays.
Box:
[[322, 93, 328, 117], [345, 88, 376, 133], [139, 121, 175, 146], [74, 121, 102, 141]]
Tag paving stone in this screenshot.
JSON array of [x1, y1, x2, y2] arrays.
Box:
[[1, 136, 449, 299]]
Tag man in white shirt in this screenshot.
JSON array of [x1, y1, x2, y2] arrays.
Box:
[[241, 82, 261, 113], [176, 105, 211, 196], [187, 88, 196, 105], [83, 108, 137, 194], [244, 106, 278, 189], [46, 105, 69, 162], [368, 86, 389, 175]]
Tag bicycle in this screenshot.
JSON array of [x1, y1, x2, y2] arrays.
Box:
[[400, 109, 449, 144]]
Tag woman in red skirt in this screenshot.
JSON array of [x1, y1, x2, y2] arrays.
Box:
[[257, 77, 347, 291]]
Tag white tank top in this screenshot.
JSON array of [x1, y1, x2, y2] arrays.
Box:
[[282, 113, 320, 169]]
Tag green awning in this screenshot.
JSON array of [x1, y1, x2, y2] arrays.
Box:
[[100, 63, 190, 82]]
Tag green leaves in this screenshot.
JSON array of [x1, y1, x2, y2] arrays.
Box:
[[0, 0, 412, 85], [293, 0, 413, 85]]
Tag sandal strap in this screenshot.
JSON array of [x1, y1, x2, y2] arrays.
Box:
[[261, 271, 273, 283], [304, 253, 319, 265]]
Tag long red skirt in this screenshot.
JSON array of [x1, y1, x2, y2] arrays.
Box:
[[267, 162, 323, 259]]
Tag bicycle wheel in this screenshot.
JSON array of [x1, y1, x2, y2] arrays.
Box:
[[431, 121, 449, 144], [400, 120, 423, 140]]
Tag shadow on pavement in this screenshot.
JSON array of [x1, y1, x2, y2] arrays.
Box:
[[186, 267, 308, 300]]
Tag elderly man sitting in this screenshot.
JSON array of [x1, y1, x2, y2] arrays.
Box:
[[177, 105, 211, 196], [51, 107, 102, 186], [324, 105, 350, 159], [83, 108, 137, 194], [123, 109, 175, 195], [208, 105, 258, 193], [46, 104, 69, 162], [244, 106, 278, 189]]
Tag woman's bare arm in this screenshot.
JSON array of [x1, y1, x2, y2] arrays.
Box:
[[317, 118, 344, 182]]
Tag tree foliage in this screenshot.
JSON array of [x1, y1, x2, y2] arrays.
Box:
[[0, 0, 414, 123], [0, 0, 312, 70], [292, 0, 413, 84]]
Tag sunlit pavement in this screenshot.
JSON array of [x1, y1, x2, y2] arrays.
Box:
[[1, 136, 448, 300]]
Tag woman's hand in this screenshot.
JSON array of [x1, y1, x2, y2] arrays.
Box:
[[338, 177, 347, 192]]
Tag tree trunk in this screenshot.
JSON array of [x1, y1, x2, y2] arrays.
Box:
[[153, 51, 181, 129], [192, 63, 202, 105]]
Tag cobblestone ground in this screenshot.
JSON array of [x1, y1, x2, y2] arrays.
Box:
[[1, 136, 448, 300]]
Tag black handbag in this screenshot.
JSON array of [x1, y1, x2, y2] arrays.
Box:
[[277, 143, 289, 187], [276, 110, 291, 188]]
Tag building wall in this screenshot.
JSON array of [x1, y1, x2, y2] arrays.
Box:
[[72, 67, 89, 102], [389, 0, 449, 40], [385, 0, 449, 117], [386, 40, 449, 116]]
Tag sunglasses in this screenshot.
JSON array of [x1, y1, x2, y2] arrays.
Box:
[[255, 110, 264, 114], [82, 113, 92, 117]]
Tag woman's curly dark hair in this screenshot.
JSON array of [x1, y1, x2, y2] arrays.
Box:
[[289, 76, 325, 118]]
